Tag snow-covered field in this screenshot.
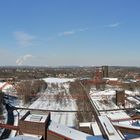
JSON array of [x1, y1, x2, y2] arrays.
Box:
[[43, 77, 75, 83], [29, 78, 77, 127]]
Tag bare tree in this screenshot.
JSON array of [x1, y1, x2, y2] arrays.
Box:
[[15, 80, 47, 104], [69, 80, 94, 124]]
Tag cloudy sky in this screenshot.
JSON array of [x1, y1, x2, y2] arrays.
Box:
[[0, 0, 140, 66]]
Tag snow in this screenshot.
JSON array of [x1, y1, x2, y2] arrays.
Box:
[[127, 97, 140, 105], [113, 120, 140, 127], [129, 79, 139, 83], [43, 77, 75, 83], [113, 122, 140, 130], [48, 121, 104, 140], [89, 87, 131, 120], [91, 122, 102, 136], [98, 116, 124, 140], [29, 96, 77, 126], [103, 78, 118, 81], [25, 114, 48, 123], [0, 82, 17, 97], [89, 88, 119, 110], [6, 135, 41, 140], [90, 88, 116, 96], [125, 90, 139, 96], [100, 110, 130, 120], [11, 77, 76, 127], [93, 100, 119, 110], [28, 77, 77, 127]]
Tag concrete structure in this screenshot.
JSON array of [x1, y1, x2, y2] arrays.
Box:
[[79, 122, 94, 135], [19, 111, 50, 140]]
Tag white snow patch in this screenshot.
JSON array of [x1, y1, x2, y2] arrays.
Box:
[[43, 77, 75, 83]]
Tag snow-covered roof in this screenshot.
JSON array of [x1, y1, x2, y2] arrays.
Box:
[[25, 114, 48, 123], [48, 121, 104, 140], [91, 122, 102, 136], [125, 90, 139, 96], [93, 100, 119, 110], [90, 88, 116, 96], [113, 122, 140, 130], [6, 135, 41, 140], [127, 97, 140, 105], [103, 78, 118, 81], [43, 77, 75, 83], [98, 116, 124, 140], [100, 110, 130, 120]]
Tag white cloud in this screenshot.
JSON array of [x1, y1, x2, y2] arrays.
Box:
[[58, 28, 88, 37], [58, 30, 75, 36], [46, 27, 88, 41], [77, 28, 88, 32], [14, 31, 35, 47], [106, 22, 121, 28], [16, 54, 33, 66]]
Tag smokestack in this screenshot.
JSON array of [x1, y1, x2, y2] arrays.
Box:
[[116, 90, 125, 107]]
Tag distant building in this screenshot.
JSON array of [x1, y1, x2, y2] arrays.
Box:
[[102, 66, 109, 77]]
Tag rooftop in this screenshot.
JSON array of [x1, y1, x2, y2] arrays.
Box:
[[25, 114, 48, 123], [6, 135, 41, 140]]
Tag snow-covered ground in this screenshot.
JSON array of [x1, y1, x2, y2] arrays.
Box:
[[29, 78, 77, 127], [125, 90, 139, 96], [0, 82, 17, 97], [43, 77, 75, 83]]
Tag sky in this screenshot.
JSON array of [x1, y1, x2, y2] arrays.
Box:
[[0, 0, 140, 66]]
